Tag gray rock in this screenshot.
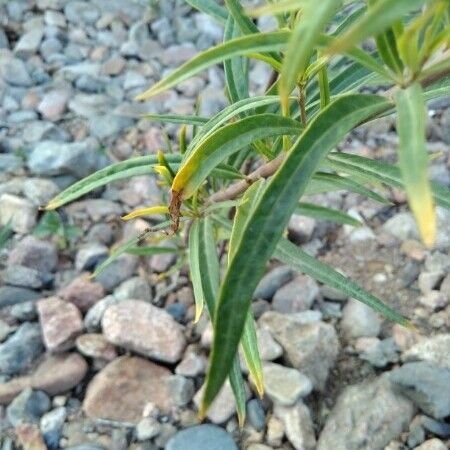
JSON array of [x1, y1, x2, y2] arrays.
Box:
[[114, 276, 152, 302], [254, 266, 294, 300], [414, 439, 448, 450], [23, 178, 60, 206], [0, 193, 37, 234], [166, 425, 238, 450], [75, 243, 108, 272], [135, 417, 161, 441], [14, 27, 44, 58], [0, 154, 22, 173], [356, 337, 399, 368], [6, 388, 51, 426], [389, 362, 450, 419], [28, 140, 103, 179], [317, 377, 415, 450], [40, 406, 67, 447], [259, 311, 339, 390], [263, 363, 313, 406], [95, 254, 138, 291], [418, 272, 443, 294], [274, 402, 316, 450], [247, 398, 265, 431], [402, 334, 450, 371], [64, 1, 100, 24], [0, 286, 40, 308], [341, 299, 381, 338], [166, 375, 194, 407], [0, 58, 32, 87], [84, 295, 118, 332], [419, 290, 448, 311], [257, 328, 283, 361], [2, 265, 47, 289], [272, 275, 319, 313], [0, 323, 44, 375], [10, 301, 38, 321], [88, 114, 132, 140], [65, 446, 106, 450], [8, 235, 57, 273], [421, 416, 450, 438]]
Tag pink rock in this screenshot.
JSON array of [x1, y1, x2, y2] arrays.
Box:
[[0, 353, 88, 404], [58, 276, 104, 311], [102, 300, 186, 364], [83, 356, 174, 423], [37, 90, 69, 121], [37, 297, 83, 352], [76, 333, 117, 361], [15, 424, 47, 450]]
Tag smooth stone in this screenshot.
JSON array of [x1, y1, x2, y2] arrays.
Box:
[[421, 416, 450, 438], [0, 323, 44, 376], [2, 265, 47, 289], [95, 254, 137, 291], [0, 57, 32, 86], [402, 334, 450, 371], [102, 300, 186, 364], [165, 424, 238, 450], [8, 235, 57, 273], [14, 28, 44, 58], [317, 377, 414, 450], [272, 275, 319, 313], [414, 439, 448, 450], [40, 406, 66, 449], [114, 276, 152, 302], [23, 178, 60, 206], [247, 398, 266, 431], [58, 276, 105, 312], [6, 388, 50, 426], [0, 193, 37, 234], [389, 362, 450, 419], [83, 356, 175, 423], [254, 266, 294, 300], [257, 328, 283, 361], [0, 286, 40, 308], [75, 244, 108, 272], [341, 299, 381, 338]]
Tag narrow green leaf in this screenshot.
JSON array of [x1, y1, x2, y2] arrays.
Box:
[[144, 113, 208, 126], [274, 238, 411, 326], [136, 32, 289, 100], [246, 0, 305, 16], [189, 220, 204, 323], [395, 82, 435, 246], [0, 221, 12, 250], [327, 0, 429, 55], [202, 94, 391, 413], [279, 0, 341, 111], [185, 0, 228, 23], [126, 246, 177, 256], [327, 152, 450, 210], [172, 114, 301, 198], [295, 202, 362, 226]]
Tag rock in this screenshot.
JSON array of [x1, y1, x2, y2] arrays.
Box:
[[0, 154, 22, 173], [7, 389, 51, 426], [83, 356, 175, 423], [165, 425, 238, 450], [0, 57, 32, 86], [425, 251, 450, 273], [389, 362, 450, 419], [421, 416, 450, 439], [418, 291, 448, 311], [257, 328, 283, 361], [175, 352, 206, 377], [15, 423, 47, 450], [341, 299, 381, 338], [23, 178, 60, 206], [414, 439, 448, 450], [0, 323, 44, 376], [161, 43, 198, 66], [40, 407, 66, 449], [274, 402, 316, 450], [355, 337, 399, 368], [75, 334, 117, 361], [247, 398, 266, 431], [263, 363, 313, 406], [102, 300, 186, 364], [288, 214, 316, 243], [402, 334, 450, 371], [84, 295, 118, 332], [440, 274, 450, 297], [135, 417, 161, 441], [28, 140, 103, 179], [259, 311, 339, 390], [114, 276, 152, 302], [58, 276, 105, 311], [317, 377, 414, 450], [266, 415, 285, 447], [254, 266, 294, 300], [166, 375, 195, 407], [102, 56, 126, 75], [37, 90, 70, 121], [11, 300, 38, 321], [88, 114, 133, 140], [272, 275, 319, 313], [95, 254, 137, 291], [37, 297, 83, 352], [392, 323, 419, 352], [0, 286, 41, 308], [64, 1, 100, 24], [0, 194, 37, 233], [194, 380, 247, 424], [14, 27, 44, 58], [2, 265, 47, 289], [8, 235, 58, 273], [418, 272, 443, 294]]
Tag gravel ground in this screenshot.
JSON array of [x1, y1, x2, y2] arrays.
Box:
[[0, 1, 449, 449]]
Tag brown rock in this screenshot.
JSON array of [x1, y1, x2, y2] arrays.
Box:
[[58, 276, 105, 311], [102, 56, 126, 75], [15, 424, 47, 450], [83, 356, 174, 423], [0, 353, 87, 404], [76, 333, 117, 361], [37, 89, 69, 121], [37, 297, 83, 352], [102, 300, 186, 363]]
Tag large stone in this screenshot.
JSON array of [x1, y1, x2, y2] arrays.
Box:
[[0, 57, 32, 86], [259, 311, 339, 390], [166, 425, 238, 450], [83, 356, 174, 423], [274, 402, 316, 450], [14, 27, 44, 58], [402, 334, 450, 371], [0, 353, 87, 404], [414, 439, 448, 450], [0, 194, 37, 234], [37, 90, 70, 121], [2, 265, 47, 289], [263, 363, 313, 406], [6, 388, 50, 426], [58, 276, 105, 311], [37, 297, 83, 352], [272, 275, 319, 313], [0, 286, 41, 308], [0, 323, 44, 376], [341, 299, 382, 338], [28, 140, 102, 179], [389, 362, 450, 419], [8, 236, 57, 273], [317, 377, 415, 450], [254, 266, 294, 300], [102, 300, 186, 364], [75, 334, 117, 361]]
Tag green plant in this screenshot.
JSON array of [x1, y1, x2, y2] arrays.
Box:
[[34, 211, 82, 249], [47, 0, 450, 423], [0, 221, 13, 251]]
